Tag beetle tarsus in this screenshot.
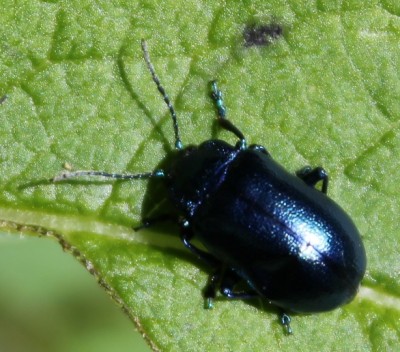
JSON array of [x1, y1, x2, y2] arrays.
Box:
[[281, 313, 293, 335], [204, 297, 214, 309], [210, 80, 247, 149], [211, 80, 227, 119]]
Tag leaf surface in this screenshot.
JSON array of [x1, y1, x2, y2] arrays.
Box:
[[1, 1, 400, 351]]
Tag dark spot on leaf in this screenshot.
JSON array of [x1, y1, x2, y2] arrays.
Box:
[[243, 23, 283, 47], [0, 95, 7, 104]]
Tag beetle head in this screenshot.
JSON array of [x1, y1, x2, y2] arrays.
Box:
[[165, 139, 237, 217]]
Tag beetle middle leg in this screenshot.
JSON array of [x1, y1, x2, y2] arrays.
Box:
[[296, 166, 329, 194], [179, 221, 258, 305], [219, 268, 258, 299], [204, 266, 259, 308]]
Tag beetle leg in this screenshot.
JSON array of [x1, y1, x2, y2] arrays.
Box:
[[204, 267, 258, 309], [280, 312, 293, 335], [210, 81, 247, 149], [219, 268, 259, 299], [203, 268, 222, 309], [179, 219, 220, 268], [296, 166, 329, 194]]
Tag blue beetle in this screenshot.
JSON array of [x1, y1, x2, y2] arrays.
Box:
[[54, 40, 366, 333]]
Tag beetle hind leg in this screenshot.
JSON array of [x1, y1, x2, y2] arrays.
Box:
[[296, 166, 329, 194]]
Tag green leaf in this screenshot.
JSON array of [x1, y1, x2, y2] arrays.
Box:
[[1, 1, 400, 351]]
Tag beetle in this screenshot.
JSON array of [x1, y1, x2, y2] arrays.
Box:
[[54, 40, 367, 333]]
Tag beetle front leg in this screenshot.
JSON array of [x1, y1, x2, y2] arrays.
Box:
[[296, 166, 329, 194], [179, 219, 220, 268], [210, 81, 247, 149]]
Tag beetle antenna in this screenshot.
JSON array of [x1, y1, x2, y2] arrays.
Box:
[[141, 39, 183, 150], [51, 169, 165, 182]]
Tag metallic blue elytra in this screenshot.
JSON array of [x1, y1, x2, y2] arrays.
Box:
[[56, 40, 366, 333], [169, 140, 366, 315]]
